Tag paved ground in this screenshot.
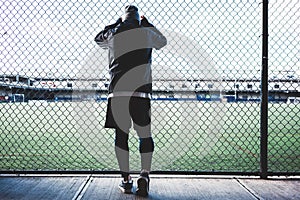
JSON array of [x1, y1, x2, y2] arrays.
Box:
[[0, 175, 299, 200]]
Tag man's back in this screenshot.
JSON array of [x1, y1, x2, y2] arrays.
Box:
[[111, 20, 158, 93], [95, 16, 166, 94]]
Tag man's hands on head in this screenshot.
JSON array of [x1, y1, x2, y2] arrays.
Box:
[[141, 15, 153, 27], [109, 15, 153, 27], [116, 17, 122, 24]]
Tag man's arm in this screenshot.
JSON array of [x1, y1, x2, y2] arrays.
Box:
[[150, 27, 167, 50], [141, 16, 167, 50], [94, 18, 122, 49]]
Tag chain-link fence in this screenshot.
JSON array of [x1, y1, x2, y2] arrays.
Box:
[[268, 0, 300, 174], [0, 0, 299, 175]]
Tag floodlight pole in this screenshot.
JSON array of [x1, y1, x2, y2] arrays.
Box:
[[260, 0, 268, 179]]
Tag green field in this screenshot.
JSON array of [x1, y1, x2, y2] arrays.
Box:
[[0, 101, 299, 173]]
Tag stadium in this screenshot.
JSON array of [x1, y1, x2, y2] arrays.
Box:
[[0, 70, 299, 103]]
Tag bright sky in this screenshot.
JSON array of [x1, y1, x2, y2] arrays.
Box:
[[0, 0, 299, 80]]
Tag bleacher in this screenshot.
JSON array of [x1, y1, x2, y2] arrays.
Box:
[[1, 74, 299, 103]]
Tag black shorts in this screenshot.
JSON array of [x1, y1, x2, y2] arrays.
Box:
[[105, 96, 151, 131]]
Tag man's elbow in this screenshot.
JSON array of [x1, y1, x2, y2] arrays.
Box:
[[94, 35, 108, 49], [162, 36, 167, 47], [94, 39, 107, 49], [156, 36, 167, 50], [94, 38, 102, 45], [94, 34, 103, 43]]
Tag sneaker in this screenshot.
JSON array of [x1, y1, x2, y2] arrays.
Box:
[[136, 171, 150, 197], [118, 179, 133, 194]]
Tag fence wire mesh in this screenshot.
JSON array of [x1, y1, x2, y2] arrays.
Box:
[[268, 0, 300, 173], [0, 0, 299, 174]]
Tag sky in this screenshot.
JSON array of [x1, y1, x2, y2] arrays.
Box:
[[0, 0, 299, 80]]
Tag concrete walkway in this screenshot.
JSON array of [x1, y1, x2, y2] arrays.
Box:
[[0, 175, 299, 200]]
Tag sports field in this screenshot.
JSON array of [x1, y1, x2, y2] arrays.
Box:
[[0, 101, 299, 173]]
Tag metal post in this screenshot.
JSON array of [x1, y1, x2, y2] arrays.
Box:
[[260, 0, 268, 179]]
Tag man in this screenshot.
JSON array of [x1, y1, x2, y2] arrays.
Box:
[[94, 5, 167, 196]]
